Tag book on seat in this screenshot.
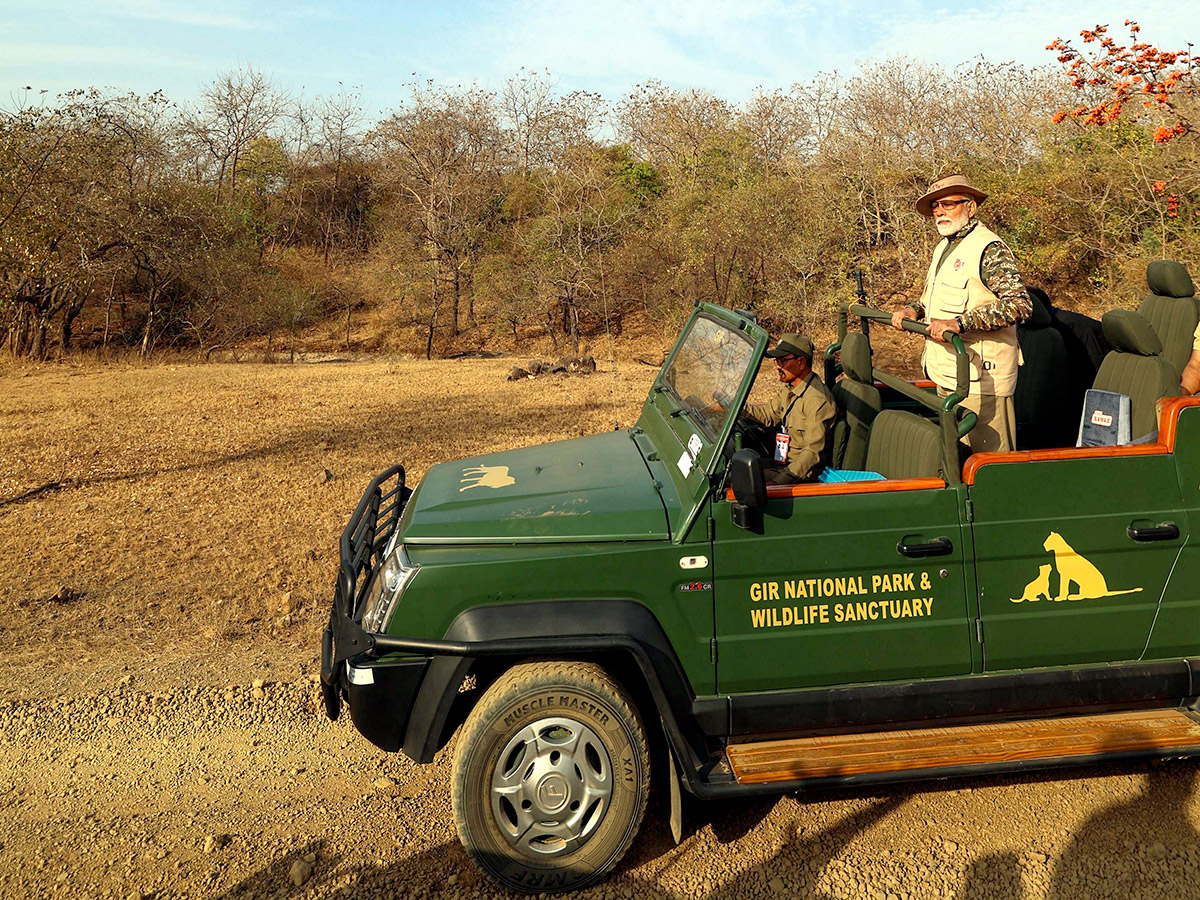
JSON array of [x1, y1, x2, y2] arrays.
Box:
[[1076, 390, 1131, 447]]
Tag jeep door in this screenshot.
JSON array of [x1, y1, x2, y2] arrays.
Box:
[[711, 481, 976, 693], [968, 452, 1187, 670]]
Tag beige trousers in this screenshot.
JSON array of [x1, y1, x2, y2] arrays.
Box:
[[937, 387, 1016, 453]]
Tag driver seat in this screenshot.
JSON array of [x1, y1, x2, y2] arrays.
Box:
[[831, 332, 882, 470]]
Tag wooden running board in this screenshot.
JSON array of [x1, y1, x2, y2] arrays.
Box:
[[725, 709, 1200, 785]]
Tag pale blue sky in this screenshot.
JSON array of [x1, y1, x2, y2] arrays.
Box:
[[0, 0, 1191, 117]]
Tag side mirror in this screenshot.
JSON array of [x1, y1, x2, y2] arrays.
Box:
[[729, 449, 766, 530]]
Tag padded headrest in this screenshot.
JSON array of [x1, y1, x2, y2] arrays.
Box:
[[1101, 309, 1163, 356], [840, 332, 873, 384], [1147, 260, 1195, 298], [1024, 287, 1052, 328]]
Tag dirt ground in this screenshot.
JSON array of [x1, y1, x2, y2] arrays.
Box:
[[0, 343, 863, 701], [0, 354, 660, 700], [5, 673, 1200, 900], [4, 347, 1198, 900]]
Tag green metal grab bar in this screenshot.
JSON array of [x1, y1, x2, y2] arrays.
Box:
[[831, 302, 977, 484]]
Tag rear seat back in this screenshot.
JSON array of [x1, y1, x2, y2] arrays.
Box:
[[831, 332, 882, 470], [1016, 288, 1074, 449], [864, 409, 944, 480], [1140, 260, 1198, 376], [1092, 309, 1182, 441]]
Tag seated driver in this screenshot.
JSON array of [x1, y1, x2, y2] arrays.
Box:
[[742, 333, 836, 484]]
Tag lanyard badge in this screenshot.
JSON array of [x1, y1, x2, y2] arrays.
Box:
[[773, 383, 805, 465], [774, 432, 791, 463]]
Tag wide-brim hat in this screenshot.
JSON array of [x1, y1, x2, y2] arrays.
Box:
[[764, 333, 814, 360], [916, 174, 988, 217]]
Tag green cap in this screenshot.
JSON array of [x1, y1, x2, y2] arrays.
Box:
[[764, 333, 814, 360]]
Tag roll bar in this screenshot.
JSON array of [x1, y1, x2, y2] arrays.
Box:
[[830, 302, 977, 486]]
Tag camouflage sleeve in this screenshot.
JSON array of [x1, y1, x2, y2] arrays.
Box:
[[961, 241, 1032, 332]]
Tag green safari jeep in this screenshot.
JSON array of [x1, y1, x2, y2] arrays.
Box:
[[321, 302, 1200, 893]]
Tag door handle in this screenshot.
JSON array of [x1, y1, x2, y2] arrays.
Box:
[[897, 537, 953, 558], [1127, 522, 1180, 542]]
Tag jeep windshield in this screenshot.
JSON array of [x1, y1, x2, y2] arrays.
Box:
[[661, 313, 758, 441]]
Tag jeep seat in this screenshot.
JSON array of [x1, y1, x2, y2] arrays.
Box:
[[1092, 309, 1182, 441], [1015, 288, 1074, 449], [1140, 260, 1198, 376], [831, 332, 882, 470], [863, 409, 943, 480]]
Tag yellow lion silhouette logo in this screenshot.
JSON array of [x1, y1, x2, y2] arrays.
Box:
[[459, 464, 515, 492], [1012, 564, 1053, 603], [1010, 531, 1142, 603]]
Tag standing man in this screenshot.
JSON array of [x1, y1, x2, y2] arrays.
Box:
[[743, 333, 836, 484], [892, 174, 1032, 453]]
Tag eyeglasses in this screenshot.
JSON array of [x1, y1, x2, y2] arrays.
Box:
[[930, 197, 972, 212]]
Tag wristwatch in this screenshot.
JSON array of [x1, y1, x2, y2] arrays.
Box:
[[954, 315, 966, 332]]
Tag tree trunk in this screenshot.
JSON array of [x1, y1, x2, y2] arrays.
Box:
[[425, 269, 439, 360], [60, 291, 86, 356], [323, 152, 343, 266], [465, 261, 476, 328], [11, 304, 31, 357], [103, 288, 114, 351], [229, 147, 240, 200], [30, 314, 48, 361], [563, 297, 580, 354], [140, 298, 156, 358], [450, 254, 461, 337]]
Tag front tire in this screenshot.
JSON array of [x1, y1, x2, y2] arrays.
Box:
[[451, 661, 650, 893]]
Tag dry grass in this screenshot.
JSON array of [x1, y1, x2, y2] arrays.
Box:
[[0, 306, 940, 700], [0, 356, 660, 695]]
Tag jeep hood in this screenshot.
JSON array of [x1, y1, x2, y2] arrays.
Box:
[[400, 430, 671, 543]]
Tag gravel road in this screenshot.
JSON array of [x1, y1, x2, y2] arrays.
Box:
[[4, 666, 1200, 900]]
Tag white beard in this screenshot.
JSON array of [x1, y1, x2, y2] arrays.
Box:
[[935, 207, 971, 236]]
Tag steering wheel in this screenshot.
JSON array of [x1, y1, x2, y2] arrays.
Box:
[[735, 415, 774, 458]]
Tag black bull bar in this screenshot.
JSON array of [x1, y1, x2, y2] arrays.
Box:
[[320, 464, 411, 720]]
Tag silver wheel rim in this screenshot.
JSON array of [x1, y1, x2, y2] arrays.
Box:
[[489, 715, 613, 857]]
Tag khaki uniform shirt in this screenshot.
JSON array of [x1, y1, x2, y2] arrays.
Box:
[[744, 372, 836, 482]]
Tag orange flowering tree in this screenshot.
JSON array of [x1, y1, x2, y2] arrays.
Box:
[[1047, 21, 1195, 142]]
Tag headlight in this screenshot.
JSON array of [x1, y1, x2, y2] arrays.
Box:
[[359, 546, 420, 633]]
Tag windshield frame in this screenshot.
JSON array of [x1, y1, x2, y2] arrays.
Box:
[[658, 313, 760, 444], [647, 305, 767, 482]]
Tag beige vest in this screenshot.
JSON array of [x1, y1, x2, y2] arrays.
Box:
[[919, 223, 1021, 397]]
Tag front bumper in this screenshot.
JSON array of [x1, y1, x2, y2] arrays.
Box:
[[320, 464, 412, 721], [344, 657, 430, 752]]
